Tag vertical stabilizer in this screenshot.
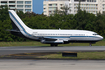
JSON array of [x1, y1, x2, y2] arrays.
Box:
[[8, 10, 32, 34]]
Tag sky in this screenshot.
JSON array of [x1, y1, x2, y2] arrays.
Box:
[[33, 0, 43, 14]]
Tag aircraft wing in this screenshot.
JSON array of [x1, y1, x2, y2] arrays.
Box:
[[41, 37, 64, 44], [43, 37, 57, 41]]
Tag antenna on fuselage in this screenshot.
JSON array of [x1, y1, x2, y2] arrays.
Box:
[[59, 28, 61, 30]]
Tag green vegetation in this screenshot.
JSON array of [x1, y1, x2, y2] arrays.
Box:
[[0, 41, 48, 47], [37, 52, 105, 59], [0, 5, 105, 42], [0, 5, 105, 59], [0, 52, 105, 59], [0, 41, 105, 47]]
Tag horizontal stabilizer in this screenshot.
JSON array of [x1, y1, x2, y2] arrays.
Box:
[[6, 29, 20, 32]]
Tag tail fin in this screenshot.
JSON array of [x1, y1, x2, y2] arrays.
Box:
[[8, 10, 32, 33]]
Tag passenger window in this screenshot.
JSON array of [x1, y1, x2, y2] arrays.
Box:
[[93, 34, 98, 35]]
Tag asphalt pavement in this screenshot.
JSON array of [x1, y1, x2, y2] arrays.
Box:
[[0, 46, 105, 55], [0, 60, 105, 70]]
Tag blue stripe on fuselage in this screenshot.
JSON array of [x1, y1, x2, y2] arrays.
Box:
[[44, 36, 70, 38], [39, 36, 97, 39]]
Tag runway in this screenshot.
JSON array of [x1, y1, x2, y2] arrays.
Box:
[[0, 60, 105, 70], [0, 46, 105, 56]]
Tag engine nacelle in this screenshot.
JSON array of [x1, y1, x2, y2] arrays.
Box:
[[41, 39, 64, 44]]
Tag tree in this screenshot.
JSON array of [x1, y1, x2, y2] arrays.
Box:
[[0, 5, 9, 21], [77, 0, 81, 13]]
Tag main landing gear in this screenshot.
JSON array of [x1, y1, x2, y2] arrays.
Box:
[[50, 44, 58, 47]]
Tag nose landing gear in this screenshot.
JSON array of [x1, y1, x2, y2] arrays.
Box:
[[89, 43, 92, 46]]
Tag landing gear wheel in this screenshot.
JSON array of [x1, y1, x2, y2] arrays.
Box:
[[55, 44, 58, 46], [51, 44, 54, 46], [50, 44, 58, 47], [89, 43, 92, 46]]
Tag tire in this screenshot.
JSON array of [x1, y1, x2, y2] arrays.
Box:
[[50, 44, 58, 47]]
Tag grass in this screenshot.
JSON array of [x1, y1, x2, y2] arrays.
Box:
[[36, 52, 105, 59], [0, 40, 105, 47], [0, 41, 49, 47], [1, 52, 105, 59]]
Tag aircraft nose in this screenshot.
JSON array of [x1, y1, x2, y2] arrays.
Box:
[[99, 35, 103, 40]]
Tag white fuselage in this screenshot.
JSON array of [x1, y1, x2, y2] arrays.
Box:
[[31, 29, 103, 43]]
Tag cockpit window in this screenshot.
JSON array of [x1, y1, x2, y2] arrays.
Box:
[[93, 34, 98, 35]]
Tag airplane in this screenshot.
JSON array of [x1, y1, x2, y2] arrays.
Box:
[[8, 10, 103, 46]]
